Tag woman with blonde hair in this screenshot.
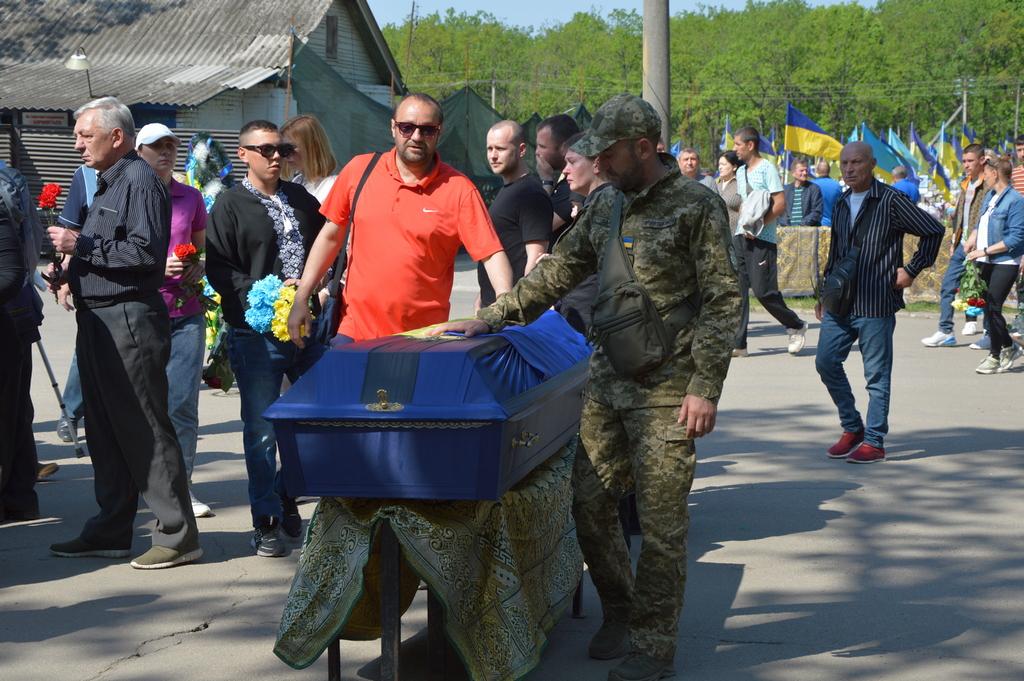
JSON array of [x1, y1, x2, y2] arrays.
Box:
[[281, 115, 338, 202]]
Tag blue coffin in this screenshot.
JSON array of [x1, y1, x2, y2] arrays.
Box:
[[265, 311, 591, 500]]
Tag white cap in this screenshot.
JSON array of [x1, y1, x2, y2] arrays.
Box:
[[136, 123, 180, 147]]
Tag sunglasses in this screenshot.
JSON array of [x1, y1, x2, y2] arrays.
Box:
[[395, 122, 441, 139], [242, 143, 296, 159]]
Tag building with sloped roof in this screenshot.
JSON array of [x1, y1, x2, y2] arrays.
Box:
[[0, 0, 404, 195]]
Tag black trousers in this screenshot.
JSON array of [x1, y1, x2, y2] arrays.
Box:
[[733, 235, 805, 349], [0, 311, 39, 519], [979, 262, 1018, 358], [75, 296, 197, 551]]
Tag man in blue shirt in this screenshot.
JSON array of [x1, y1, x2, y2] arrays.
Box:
[[812, 160, 842, 227], [891, 166, 921, 204]]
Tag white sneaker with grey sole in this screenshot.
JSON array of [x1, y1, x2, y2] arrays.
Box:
[[786, 325, 807, 354]]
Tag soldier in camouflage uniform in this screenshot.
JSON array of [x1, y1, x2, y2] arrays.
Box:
[[431, 94, 740, 681]]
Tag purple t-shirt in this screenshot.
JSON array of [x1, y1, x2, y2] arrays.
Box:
[[160, 179, 208, 318]]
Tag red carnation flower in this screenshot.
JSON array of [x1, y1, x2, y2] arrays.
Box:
[[173, 243, 198, 259], [37, 183, 62, 210]]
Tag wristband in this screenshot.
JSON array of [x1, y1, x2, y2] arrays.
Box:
[[983, 247, 989, 256], [541, 180, 555, 187]]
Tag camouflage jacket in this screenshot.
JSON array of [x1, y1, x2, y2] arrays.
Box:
[[477, 160, 741, 409]]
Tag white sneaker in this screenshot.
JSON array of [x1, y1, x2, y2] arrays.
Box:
[[190, 491, 212, 518], [969, 335, 991, 351], [962, 321, 980, 336], [786, 325, 807, 355], [921, 331, 956, 347], [998, 344, 1022, 373], [976, 355, 1000, 374]]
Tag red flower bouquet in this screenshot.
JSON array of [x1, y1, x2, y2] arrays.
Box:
[[171, 242, 216, 310]]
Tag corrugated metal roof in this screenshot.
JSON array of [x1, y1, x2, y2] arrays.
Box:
[[0, 0, 364, 110]]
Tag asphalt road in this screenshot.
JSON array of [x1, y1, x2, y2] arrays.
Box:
[[2, 260, 1022, 681]]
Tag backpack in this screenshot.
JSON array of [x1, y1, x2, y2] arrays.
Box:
[[0, 162, 45, 337], [0, 162, 44, 275]]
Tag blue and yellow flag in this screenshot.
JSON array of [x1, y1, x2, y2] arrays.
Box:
[[936, 124, 961, 180], [912, 125, 952, 202], [860, 124, 902, 183], [888, 128, 922, 174], [784, 103, 843, 160], [719, 116, 732, 152]]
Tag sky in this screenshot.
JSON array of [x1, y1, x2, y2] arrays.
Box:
[[366, 1, 859, 30]]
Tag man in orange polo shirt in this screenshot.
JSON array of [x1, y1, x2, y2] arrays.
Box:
[[289, 93, 512, 343]]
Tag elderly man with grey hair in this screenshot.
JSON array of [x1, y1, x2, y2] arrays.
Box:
[[45, 97, 201, 569], [676, 146, 717, 190]]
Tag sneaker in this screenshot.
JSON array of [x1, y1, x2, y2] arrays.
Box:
[[281, 496, 302, 539], [608, 652, 676, 681], [961, 321, 980, 336], [36, 462, 60, 480], [130, 545, 203, 570], [970, 335, 991, 351], [786, 324, 807, 355], [190, 491, 212, 518], [997, 344, 1022, 373], [252, 520, 287, 557], [827, 430, 864, 459], [975, 355, 1000, 374], [50, 537, 130, 559], [846, 443, 886, 464], [921, 331, 956, 347], [731, 348, 748, 358], [57, 416, 75, 443], [588, 621, 631, 660]]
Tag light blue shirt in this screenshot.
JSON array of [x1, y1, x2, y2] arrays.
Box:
[[812, 176, 842, 227], [737, 159, 784, 243]]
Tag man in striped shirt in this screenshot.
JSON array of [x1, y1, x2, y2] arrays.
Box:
[[815, 142, 943, 464], [1012, 136, 1024, 195], [44, 97, 201, 569]]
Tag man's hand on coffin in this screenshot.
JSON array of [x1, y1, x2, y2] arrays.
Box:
[[287, 288, 314, 349], [426, 319, 491, 337], [678, 394, 717, 439]]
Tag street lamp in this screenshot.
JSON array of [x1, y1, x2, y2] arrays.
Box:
[[64, 46, 94, 98]]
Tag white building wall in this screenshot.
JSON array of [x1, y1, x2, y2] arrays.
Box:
[[177, 85, 298, 130]]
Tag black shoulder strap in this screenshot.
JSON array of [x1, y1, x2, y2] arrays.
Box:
[[597, 191, 701, 333], [327, 152, 381, 295], [598, 191, 632, 290]]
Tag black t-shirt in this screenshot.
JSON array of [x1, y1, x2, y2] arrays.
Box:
[[551, 177, 574, 223], [477, 174, 553, 306]]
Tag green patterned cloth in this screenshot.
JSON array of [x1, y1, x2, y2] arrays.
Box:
[[274, 445, 582, 681]]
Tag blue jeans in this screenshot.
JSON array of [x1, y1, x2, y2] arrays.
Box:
[[227, 325, 326, 527], [167, 314, 206, 482], [938, 244, 978, 334], [815, 313, 896, 448], [63, 352, 84, 422]]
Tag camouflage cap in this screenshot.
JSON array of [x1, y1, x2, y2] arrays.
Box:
[[571, 94, 662, 157]]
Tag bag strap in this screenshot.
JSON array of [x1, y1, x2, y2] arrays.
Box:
[[326, 152, 381, 296], [598, 191, 702, 334]]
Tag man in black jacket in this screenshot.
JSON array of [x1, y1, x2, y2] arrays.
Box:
[[779, 157, 823, 226], [206, 120, 326, 557], [46, 97, 200, 568], [815, 142, 942, 464]]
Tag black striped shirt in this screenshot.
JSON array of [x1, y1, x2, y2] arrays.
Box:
[[827, 179, 943, 317], [69, 152, 170, 308]]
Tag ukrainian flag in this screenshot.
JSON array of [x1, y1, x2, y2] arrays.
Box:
[[936, 124, 961, 180], [860, 124, 902, 183], [912, 125, 952, 202], [719, 116, 732, 152], [888, 128, 922, 174], [784, 104, 842, 160]]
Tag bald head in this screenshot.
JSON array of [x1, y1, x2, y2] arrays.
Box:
[[815, 160, 831, 177], [840, 142, 876, 192], [488, 120, 525, 147]]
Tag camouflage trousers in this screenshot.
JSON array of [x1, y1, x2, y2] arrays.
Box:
[[574, 398, 696, 661]]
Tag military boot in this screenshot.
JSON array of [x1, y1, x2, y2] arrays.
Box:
[[588, 621, 631, 659], [607, 652, 676, 681]]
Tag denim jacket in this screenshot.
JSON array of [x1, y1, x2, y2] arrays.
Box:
[[978, 187, 1024, 261]]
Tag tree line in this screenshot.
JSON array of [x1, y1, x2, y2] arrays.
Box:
[[381, 0, 1024, 158]]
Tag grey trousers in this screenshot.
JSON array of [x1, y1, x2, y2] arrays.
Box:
[[75, 296, 198, 551]]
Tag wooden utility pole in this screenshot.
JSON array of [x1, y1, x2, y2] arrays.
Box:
[[405, 1, 416, 72], [1015, 81, 1021, 140], [641, 0, 670, 147], [284, 22, 295, 121]]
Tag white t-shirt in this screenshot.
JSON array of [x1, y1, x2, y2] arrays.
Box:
[[847, 191, 869, 225]]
